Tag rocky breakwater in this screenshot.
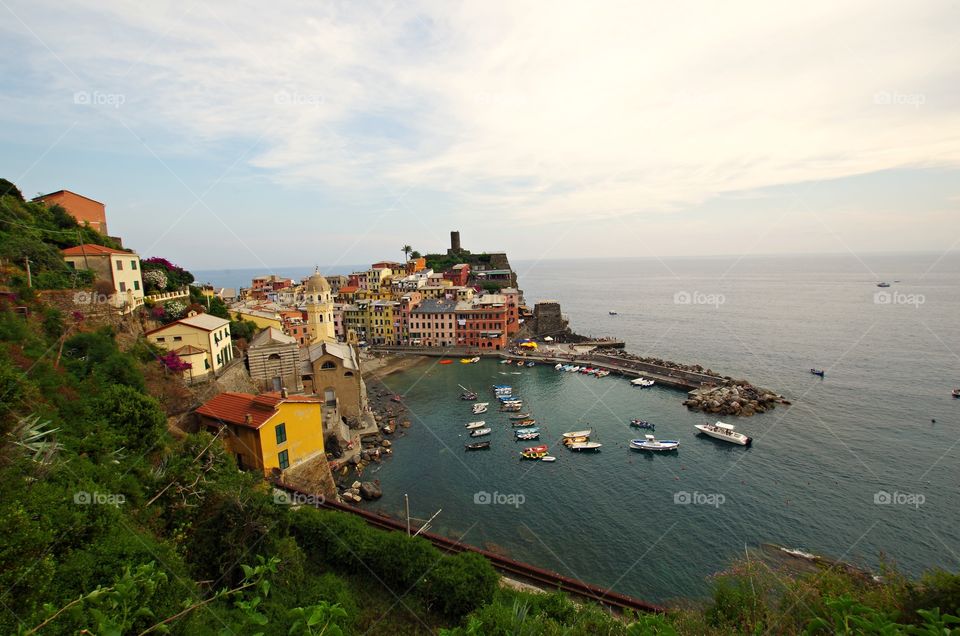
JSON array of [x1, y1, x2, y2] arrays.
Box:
[[683, 381, 788, 417]]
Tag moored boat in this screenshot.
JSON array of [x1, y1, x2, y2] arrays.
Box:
[[567, 441, 602, 451], [464, 420, 486, 430], [630, 435, 679, 451], [562, 436, 589, 445], [439, 359, 453, 365], [514, 426, 539, 434], [630, 377, 655, 387], [460, 392, 478, 400], [630, 419, 655, 430], [562, 429, 592, 439], [541, 455, 557, 462], [465, 441, 490, 450], [555, 363, 563, 370], [520, 444, 548, 459], [508, 412, 532, 420], [695, 421, 752, 446], [953, 388, 960, 398], [877, 282, 891, 288], [472, 404, 488, 414], [810, 368, 825, 377], [470, 427, 492, 437], [526, 361, 535, 367], [515, 432, 540, 440], [512, 418, 537, 427]]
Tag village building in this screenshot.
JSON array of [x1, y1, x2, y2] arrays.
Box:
[[302, 339, 368, 424], [35, 189, 109, 234], [247, 327, 304, 393], [62, 244, 145, 313], [146, 313, 234, 378]]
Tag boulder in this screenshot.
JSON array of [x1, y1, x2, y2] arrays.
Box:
[[381, 439, 392, 448], [360, 481, 383, 500]]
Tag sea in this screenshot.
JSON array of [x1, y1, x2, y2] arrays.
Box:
[[199, 253, 960, 603]]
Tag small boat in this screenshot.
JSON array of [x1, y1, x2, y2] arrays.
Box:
[[630, 419, 655, 430], [595, 370, 610, 377], [470, 356, 480, 363], [460, 392, 478, 401], [500, 359, 511, 364], [465, 441, 490, 450], [630, 377, 655, 387], [609, 310, 618, 315], [501, 405, 522, 412], [512, 419, 537, 427], [695, 421, 752, 446], [460, 358, 473, 363], [630, 435, 679, 452], [526, 361, 535, 367], [555, 363, 563, 370], [515, 432, 540, 440], [508, 412, 531, 420], [523, 445, 548, 454], [472, 404, 488, 414], [541, 456, 556, 462], [439, 359, 453, 365], [953, 389, 960, 398], [877, 282, 891, 288], [810, 369, 825, 377], [464, 420, 486, 429], [520, 444, 548, 459], [390, 395, 403, 403], [562, 436, 589, 445], [470, 428, 492, 437], [514, 427, 539, 434], [562, 429, 592, 439], [567, 442, 602, 451]]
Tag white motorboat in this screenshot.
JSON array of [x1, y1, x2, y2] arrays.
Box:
[[541, 455, 557, 462], [609, 310, 618, 315], [472, 404, 488, 414], [630, 435, 679, 451], [562, 429, 592, 438], [464, 420, 486, 430], [695, 421, 752, 446], [470, 427, 492, 437], [567, 442, 602, 451], [631, 377, 655, 387], [555, 363, 563, 370]]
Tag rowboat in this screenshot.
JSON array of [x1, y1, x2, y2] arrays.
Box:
[[630, 435, 679, 451], [630, 419, 655, 430], [695, 421, 752, 446], [562, 436, 589, 445], [555, 363, 563, 370], [520, 444, 548, 459], [514, 427, 539, 434], [562, 429, 592, 439], [465, 441, 490, 450], [541, 456, 557, 462], [501, 405, 522, 412], [439, 359, 453, 365], [470, 428, 492, 437], [522, 445, 548, 454], [567, 442, 602, 451], [464, 421, 486, 429], [472, 404, 488, 414], [460, 392, 477, 401], [508, 412, 531, 420], [630, 377, 655, 387], [512, 419, 536, 427], [515, 432, 540, 440]]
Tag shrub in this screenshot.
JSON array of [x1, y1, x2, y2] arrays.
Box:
[[422, 551, 499, 619], [93, 384, 166, 455]]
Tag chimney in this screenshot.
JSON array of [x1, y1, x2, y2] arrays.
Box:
[[281, 387, 288, 398], [244, 413, 253, 425]]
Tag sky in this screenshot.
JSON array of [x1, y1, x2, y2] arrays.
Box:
[[1, 0, 958, 271]]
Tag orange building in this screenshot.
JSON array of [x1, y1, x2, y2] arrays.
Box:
[[35, 190, 108, 234]]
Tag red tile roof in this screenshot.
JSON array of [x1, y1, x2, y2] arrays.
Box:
[[196, 391, 321, 428], [62, 244, 132, 256], [338, 286, 359, 293], [196, 392, 280, 428]]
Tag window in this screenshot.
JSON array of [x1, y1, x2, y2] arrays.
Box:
[[119, 282, 126, 292], [275, 423, 287, 444], [173, 336, 182, 342], [133, 280, 140, 291], [115, 260, 123, 270], [156, 336, 165, 342], [131, 260, 138, 270], [278, 449, 289, 470]]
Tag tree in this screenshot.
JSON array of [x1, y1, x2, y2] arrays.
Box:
[[94, 384, 167, 454], [0, 178, 24, 201], [402, 245, 412, 261], [410, 250, 422, 259]]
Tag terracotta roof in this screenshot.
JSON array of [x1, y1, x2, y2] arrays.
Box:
[[338, 285, 359, 293], [196, 392, 281, 429], [172, 344, 206, 355], [62, 244, 132, 256]]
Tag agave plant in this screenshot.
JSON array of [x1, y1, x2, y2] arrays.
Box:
[[10, 415, 63, 466]]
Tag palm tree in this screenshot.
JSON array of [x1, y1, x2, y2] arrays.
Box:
[[402, 245, 412, 261]]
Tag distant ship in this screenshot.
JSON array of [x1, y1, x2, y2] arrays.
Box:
[[877, 282, 891, 287]]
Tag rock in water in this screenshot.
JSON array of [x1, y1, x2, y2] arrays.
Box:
[[360, 481, 383, 500]]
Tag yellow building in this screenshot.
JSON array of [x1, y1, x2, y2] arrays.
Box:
[[195, 390, 326, 475], [146, 313, 234, 379], [368, 300, 398, 345], [230, 307, 282, 331]]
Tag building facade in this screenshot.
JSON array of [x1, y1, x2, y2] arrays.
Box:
[[62, 244, 144, 313], [36, 190, 109, 234], [146, 313, 234, 378]]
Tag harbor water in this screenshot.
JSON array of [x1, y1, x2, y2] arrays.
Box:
[[363, 252, 960, 603]]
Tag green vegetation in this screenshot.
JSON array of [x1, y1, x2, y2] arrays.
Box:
[[1, 178, 959, 634]]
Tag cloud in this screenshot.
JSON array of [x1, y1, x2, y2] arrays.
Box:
[[3, 0, 960, 241]]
